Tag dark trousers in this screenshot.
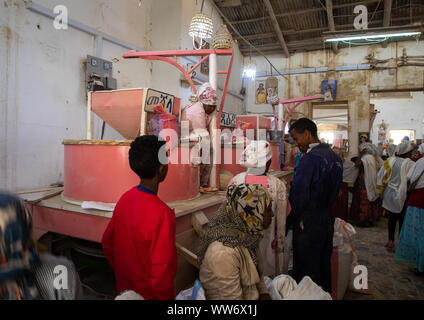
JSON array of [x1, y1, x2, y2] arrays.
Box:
[[387, 210, 405, 241], [292, 215, 334, 294]]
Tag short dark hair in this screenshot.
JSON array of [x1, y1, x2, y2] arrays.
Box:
[[129, 136, 167, 180], [289, 118, 318, 138]]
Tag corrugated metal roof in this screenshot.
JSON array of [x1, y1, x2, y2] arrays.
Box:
[[214, 0, 424, 55]]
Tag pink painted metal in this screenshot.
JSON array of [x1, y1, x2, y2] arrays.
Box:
[[122, 49, 234, 127], [63, 144, 199, 204], [91, 89, 181, 140], [31, 200, 223, 244]]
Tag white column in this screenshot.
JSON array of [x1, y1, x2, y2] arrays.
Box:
[[87, 92, 92, 140], [209, 54, 218, 188], [278, 103, 284, 131]]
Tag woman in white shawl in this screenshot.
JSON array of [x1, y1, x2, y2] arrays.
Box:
[[377, 141, 416, 250], [349, 142, 383, 227], [227, 141, 288, 277], [395, 158, 424, 274]]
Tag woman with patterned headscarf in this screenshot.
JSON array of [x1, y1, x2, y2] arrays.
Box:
[[0, 192, 81, 300], [198, 183, 273, 300], [349, 142, 384, 227], [181, 83, 218, 190]]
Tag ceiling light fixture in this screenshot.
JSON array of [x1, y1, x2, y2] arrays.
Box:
[[189, 0, 214, 50]]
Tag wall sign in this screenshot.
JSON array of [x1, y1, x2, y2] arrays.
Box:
[[221, 112, 237, 128], [145, 89, 175, 114]]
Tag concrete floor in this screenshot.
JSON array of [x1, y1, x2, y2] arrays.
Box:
[[344, 217, 424, 300]]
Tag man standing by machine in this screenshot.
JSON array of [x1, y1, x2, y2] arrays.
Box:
[[102, 136, 178, 300], [287, 118, 343, 294], [181, 83, 218, 191]]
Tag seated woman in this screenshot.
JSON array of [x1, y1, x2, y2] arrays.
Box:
[[198, 184, 273, 300], [0, 192, 82, 300]]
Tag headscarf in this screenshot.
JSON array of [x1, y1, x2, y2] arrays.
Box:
[[240, 141, 273, 175], [386, 144, 396, 157], [418, 143, 424, 155], [360, 142, 383, 169], [0, 192, 40, 300], [189, 83, 217, 106], [197, 184, 271, 268], [396, 141, 414, 156], [408, 158, 424, 190]]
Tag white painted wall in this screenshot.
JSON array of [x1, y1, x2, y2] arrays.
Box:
[[371, 92, 424, 143], [0, 0, 153, 191]]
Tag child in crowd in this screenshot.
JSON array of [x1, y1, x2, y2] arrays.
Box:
[[102, 136, 178, 300]]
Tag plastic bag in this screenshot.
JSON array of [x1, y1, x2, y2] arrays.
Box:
[[284, 276, 332, 300], [268, 274, 298, 300], [176, 280, 206, 300]]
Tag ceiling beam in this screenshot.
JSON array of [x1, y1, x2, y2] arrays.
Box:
[[326, 0, 339, 53], [215, 0, 243, 7], [229, 0, 381, 25], [382, 0, 393, 47], [262, 0, 290, 57]]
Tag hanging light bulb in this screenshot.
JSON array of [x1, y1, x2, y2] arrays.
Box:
[[189, 0, 214, 50], [243, 59, 257, 80]]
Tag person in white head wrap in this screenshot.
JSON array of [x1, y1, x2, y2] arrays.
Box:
[[395, 157, 424, 274], [418, 143, 424, 155], [377, 141, 416, 249], [350, 142, 383, 227], [181, 83, 218, 189], [227, 141, 288, 277]]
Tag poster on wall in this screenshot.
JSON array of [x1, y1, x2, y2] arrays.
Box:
[[322, 80, 338, 101], [265, 77, 279, 105], [359, 132, 370, 144], [255, 80, 267, 104]]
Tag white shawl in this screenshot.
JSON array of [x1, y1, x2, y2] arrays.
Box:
[[361, 154, 379, 202]]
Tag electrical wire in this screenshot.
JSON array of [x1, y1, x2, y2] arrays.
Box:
[[210, 1, 289, 80]]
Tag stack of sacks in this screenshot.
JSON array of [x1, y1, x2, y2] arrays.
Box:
[[331, 218, 361, 300], [265, 275, 332, 300]]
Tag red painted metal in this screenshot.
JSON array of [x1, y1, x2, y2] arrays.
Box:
[[63, 144, 199, 204], [123, 49, 233, 58], [142, 55, 198, 94]]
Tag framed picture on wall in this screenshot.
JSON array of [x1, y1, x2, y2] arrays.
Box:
[[359, 132, 370, 144], [322, 80, 338, 101], [255, 80, 267, 104]]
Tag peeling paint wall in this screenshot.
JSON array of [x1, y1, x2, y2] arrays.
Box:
[[0, 0, 154, 191], [245, 40, 424, 156]]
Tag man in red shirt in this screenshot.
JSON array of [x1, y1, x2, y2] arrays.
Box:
[[102, 136, 178, 300]]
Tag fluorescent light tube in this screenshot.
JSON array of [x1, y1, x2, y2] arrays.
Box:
[[325, 32, 422, 42]]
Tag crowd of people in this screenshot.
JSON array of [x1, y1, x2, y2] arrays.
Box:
[[329, 135, 424, 276], [1, 101, 423, 300]]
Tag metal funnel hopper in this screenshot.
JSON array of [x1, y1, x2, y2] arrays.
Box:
[[91, 89, 145, 140]]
